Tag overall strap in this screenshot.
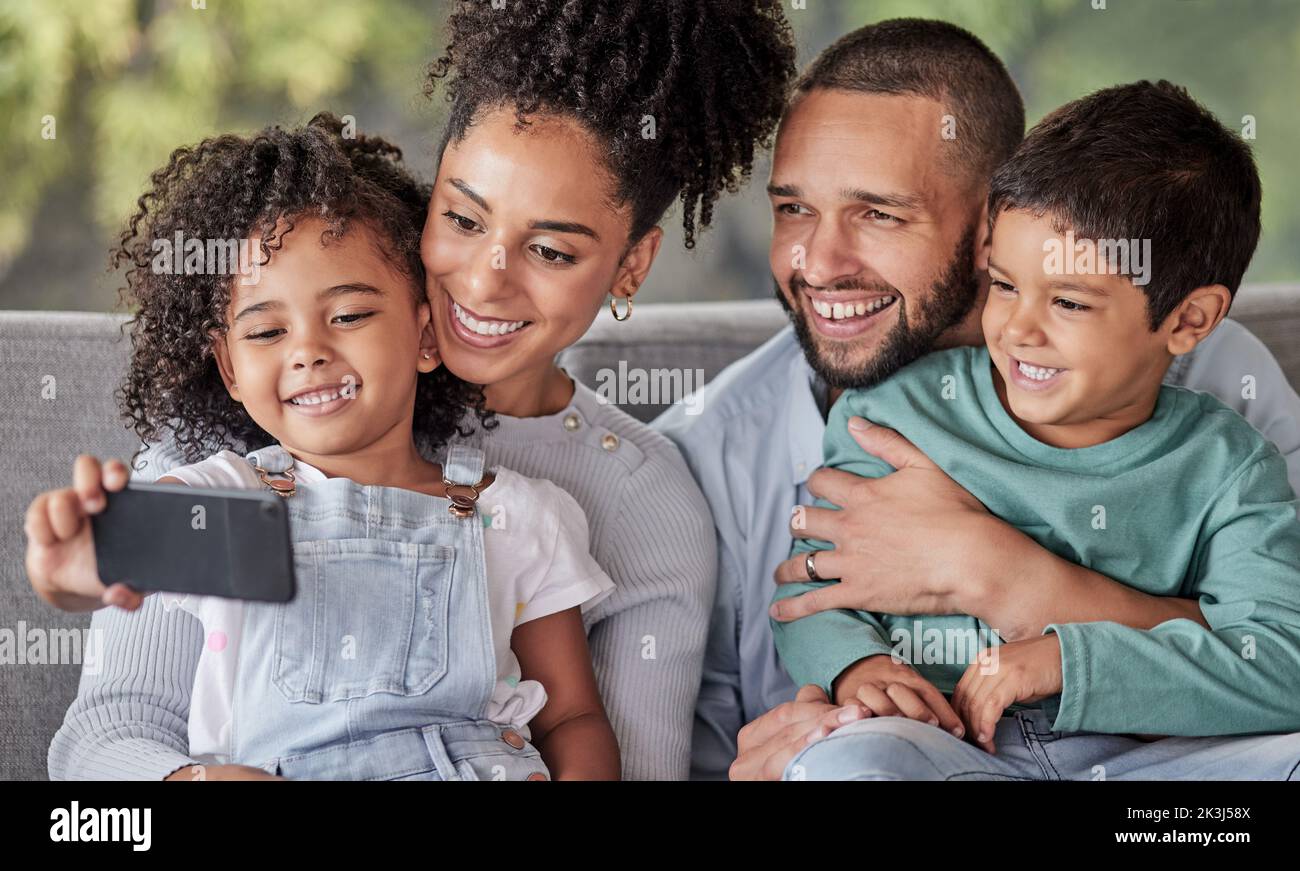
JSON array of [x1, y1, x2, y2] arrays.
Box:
[[442, 443, 485, 486], [441, 443, 487, 519], [244, 444, 297, 497]]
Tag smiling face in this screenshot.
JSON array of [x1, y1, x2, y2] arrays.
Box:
[[982, 208, 1181, 447], [420, 107, 662, 410], [210, 217, 440, 463], [768, 88, 987, 391]]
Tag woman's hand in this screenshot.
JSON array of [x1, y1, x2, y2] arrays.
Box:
[[165, 764, 285, 781], [24, 455, 147, 612]]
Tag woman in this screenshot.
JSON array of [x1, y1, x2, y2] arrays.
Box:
[[40, 0, 798, 781], [412, 0, 796, 779]]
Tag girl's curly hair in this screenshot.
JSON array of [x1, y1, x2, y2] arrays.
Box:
[[425, 0, 796, 249], [114, 112, 493, 465]]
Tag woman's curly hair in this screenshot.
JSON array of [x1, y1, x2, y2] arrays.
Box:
[[113, 112, 492, 465], [425, 0, 796, 249]]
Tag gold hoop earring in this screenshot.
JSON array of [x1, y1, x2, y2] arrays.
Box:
[[610, 294, 633, 322]]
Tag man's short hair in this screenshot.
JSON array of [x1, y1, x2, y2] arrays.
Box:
[[792, 17, 1025, 184], [988, 80, 1262, 329]]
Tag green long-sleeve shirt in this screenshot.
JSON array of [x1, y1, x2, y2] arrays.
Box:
[[775, 345, 1300, 736]]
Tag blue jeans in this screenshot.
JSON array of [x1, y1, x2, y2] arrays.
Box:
[[783, 709, 1300, 780]]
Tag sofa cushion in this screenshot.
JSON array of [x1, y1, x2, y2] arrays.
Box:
[[2, 288, 1296, 779]]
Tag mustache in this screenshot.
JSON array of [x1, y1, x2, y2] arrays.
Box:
[[786, 273, 898, 297]]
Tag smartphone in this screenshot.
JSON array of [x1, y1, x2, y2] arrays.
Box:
[[92, 482, 295, 602]]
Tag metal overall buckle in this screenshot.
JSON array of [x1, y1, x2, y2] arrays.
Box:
[[442, 478, 481, 518], [254, 464, 297, 498]]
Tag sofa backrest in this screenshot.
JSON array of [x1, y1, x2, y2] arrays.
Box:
[[2, 286, 1297, 778]]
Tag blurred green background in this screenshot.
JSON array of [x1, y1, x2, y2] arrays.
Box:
[[1, 0, 1297, 311]]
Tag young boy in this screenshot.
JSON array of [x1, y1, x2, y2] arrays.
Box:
[[772, 80, 1300, 778]]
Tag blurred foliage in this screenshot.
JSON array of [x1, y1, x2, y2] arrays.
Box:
[[1, 0, 1297, 311], [0, 0, 439, 308], [0, 0, 134, 270]]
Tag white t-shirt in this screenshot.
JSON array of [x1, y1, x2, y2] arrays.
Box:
[[157, 450, 615, 763]]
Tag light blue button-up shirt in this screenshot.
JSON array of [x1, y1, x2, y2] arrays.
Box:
[[655, 319, 1300, 780]]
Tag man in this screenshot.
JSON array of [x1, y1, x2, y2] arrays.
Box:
[[655, 18, 1300, 781]]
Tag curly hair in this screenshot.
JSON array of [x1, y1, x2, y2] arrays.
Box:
[[424, 0, 796, 249], [113, 112, 493, 465]]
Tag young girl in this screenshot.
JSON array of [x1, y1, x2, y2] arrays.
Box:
[[27, 115, 619, 780], [31, 0, 799, 781]]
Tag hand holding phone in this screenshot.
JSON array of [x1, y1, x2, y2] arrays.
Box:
[[25, 454, 296, 611], [91, 481, 295, 603], [24, 455, 144, 612]]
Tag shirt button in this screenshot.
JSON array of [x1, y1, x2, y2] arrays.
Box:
[[526, 772, 548, 781], [501, 729, 526, 750], [563, 413, 581, 432], [601, 433, 619, 452]]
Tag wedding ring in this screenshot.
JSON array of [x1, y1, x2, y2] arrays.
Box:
[[805, 551, 821, 581]]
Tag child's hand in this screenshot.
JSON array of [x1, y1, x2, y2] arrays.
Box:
[[833, 654, 965, 738], [23, 455, 146, 612], [951, 634, 1063, 754]]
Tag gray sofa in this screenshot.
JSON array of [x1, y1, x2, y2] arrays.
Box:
[[3, 289, 1298, 780]]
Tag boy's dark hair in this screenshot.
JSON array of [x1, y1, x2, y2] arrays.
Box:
[[424, 0, 796, 249], [792, 17, 1025, 184], [113, 112, 492, 465], [989, 80, 1262, 329]]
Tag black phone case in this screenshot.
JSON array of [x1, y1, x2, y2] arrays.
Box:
[[92, 482, 295, 602]]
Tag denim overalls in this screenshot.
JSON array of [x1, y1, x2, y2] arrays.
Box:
[[231, 443, 551, 781]]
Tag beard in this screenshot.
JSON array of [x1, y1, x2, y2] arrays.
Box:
[[775, 223, 980, 391]]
